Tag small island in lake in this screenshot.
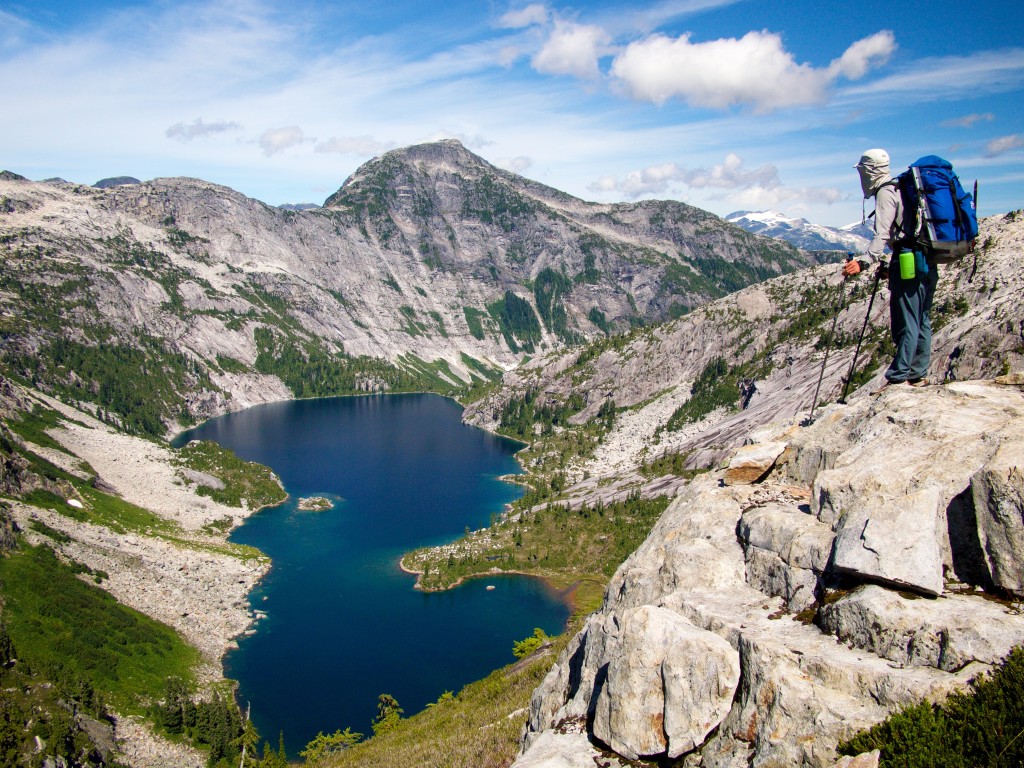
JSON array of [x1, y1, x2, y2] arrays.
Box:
[[297, 496, 334, 511]]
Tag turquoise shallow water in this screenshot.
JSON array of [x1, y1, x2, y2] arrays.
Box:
[[174, 393, 570, 756]]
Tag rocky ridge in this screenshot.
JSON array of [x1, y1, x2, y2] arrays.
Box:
[[466, 211, 1024, 492], [0, 144, 1020, 767], [514, 378, 1024, 767]]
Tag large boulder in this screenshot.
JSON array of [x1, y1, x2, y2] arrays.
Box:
[[829, 485, 945, 596], [738, 501, 834, 611], [818, 585, 1024, 671], [723, 442, 787, 485], [591, 606, 740, 759], [971, 442, 1024, 595], [512, 731, 625, 768]]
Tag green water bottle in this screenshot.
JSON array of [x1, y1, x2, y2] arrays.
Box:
[[899, 250, 916, 280]]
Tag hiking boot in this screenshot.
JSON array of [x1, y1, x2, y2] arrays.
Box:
[[872, 380, 904, 395], [908, 378, 929, 387]]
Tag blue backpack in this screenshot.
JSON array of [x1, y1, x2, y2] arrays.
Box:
[[892, 155, 978, 263]]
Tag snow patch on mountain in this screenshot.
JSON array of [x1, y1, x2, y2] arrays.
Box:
[[727, 210, 871, 253]]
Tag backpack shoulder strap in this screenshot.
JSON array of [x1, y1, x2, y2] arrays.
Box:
[[876, 179, 905, 244]]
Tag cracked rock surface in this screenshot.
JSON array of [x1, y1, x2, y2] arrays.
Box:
[[516, 380, 1024, 767]]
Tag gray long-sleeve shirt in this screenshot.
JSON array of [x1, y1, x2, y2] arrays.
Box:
[[864, 181, 902, 265]]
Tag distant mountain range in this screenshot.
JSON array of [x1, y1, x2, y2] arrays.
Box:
[[725, 210, 872, 253], [277, 203, 320, 211]]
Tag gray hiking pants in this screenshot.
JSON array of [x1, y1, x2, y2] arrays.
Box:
[[886, 256, 939, 383]]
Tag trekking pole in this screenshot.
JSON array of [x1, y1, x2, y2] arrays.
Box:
[[804, 256, 852, 425], [839, 266, 883, 404], [968, 179, 979, 283]]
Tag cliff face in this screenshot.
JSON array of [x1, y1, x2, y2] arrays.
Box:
[[507, 212, 1024, 766]]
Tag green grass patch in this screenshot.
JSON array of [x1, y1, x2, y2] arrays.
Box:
[[254, 328, 449, 397], [396, 354, 465, 393], [174, 440, 286, 510], [215, 354, 250, 375], [495, 388, 586, 442], [27, 518, 72, 543], [588, 307, 611, 335], [487, 291, 541, 353], [663, 356, 738, 431], [459, 353, 503, 383], [533, 268, 580, 344], [6, 404, 70, 453], [14, 441, 263, 562], [405, 492, 671, 591], [0, 624, 128, 767], [638, 450, 708, 479], [74, 484, 177, 535], [0, 544, 199, 713], [5, 335, 213, 438]]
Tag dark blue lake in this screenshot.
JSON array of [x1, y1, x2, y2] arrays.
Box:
[[174, 394, 570, 756]]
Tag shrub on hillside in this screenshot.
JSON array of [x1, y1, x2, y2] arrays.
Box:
[[839, 646, 1024, 767]]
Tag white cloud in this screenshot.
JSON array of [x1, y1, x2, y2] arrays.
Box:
[[610, 30, 895, 111], [0, 9, 32, 50], [681, 153, 780, 189], [827, 31, 896, 80], [624, 0, 744, 34], [165, 118, 242, 142], [499, 45, 524, 67], [499, 4, 549, 29], [941, 113, 995, 128], [986, 134, 1024, 157], [589, 153, 779, 198], [497, 155, 534, 174], [589, 153, 843, 208], [532, 20, 611, 80], [259, 126, 313, 156], [315, 136, 395, 155], [839, 49, 1024, 104], [727, 184, 844, 209]]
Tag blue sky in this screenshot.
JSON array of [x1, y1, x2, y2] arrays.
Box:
[[2, 0, 1022, 226]]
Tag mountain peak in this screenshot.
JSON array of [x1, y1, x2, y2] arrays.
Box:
[[325, 139, 495, 208]]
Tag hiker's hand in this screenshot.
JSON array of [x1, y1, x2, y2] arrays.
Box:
[[842, 259, 861, 277], [877, 263, 889, 281]]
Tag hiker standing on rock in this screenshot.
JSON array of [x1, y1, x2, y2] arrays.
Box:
[[842, 148, 937, 392]]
